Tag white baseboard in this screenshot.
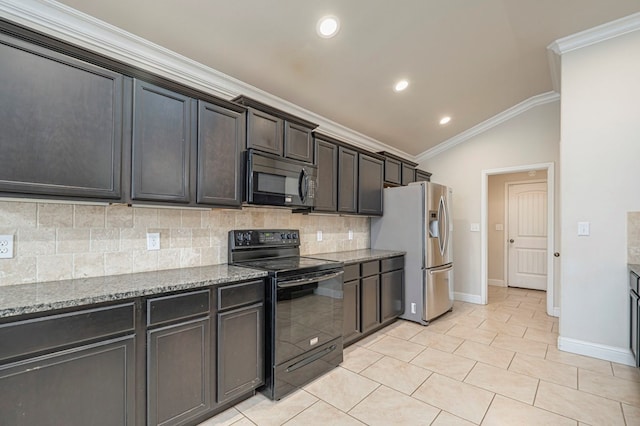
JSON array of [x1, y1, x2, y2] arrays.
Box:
[[454, 292, 483, 304], [488, 279, 506, 287], [552, 307, 560, 317], [557, 336, 635, 366]]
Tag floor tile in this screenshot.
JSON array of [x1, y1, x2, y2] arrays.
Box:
[[412, 373, 494, 424], [453, 340, 515, 369], [229, 419, 256, 426], [467, 308, 512, 323], [198, 407, 245, 425], [348, 385, 440, 425], [622, 403, 640, 425], [303, 367, 379, 412], [448, 314, 485, 328], [381, 319, 424, 340], [430, 411, 476, 425], [283, 400, 364, 426], [234, 390, 317, 426], [479, 319, 526, 338], [341, 345, 384, 373], [353, 330, 386, 348], [366, 335, 425, 362], [495, 305, 536, 319], [409, 329, 465, 352], [534, 381, 625, 425], [464, 362, 538, 404], [360, 356, 432, 395], [425, 318, 456, 334], [545, 347, 613, 376], [508, 352, 577, 388], [483, 395, 576, 426], [612, 362, 640, 382], [491, 333, 548, 358], [523, 327, 558, 345], [446, 324, 497, 345], [578, 368, 640, 407], [507, 314, 554, 332], [411, 347, 476, 380]]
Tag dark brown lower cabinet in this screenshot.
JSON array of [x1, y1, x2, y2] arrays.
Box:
[[147, 318, 211, 426], [343, 279, 361, 342], [360, 275, 380, 334], [217, 303, 264, 404], [381, 269, 404, 323]]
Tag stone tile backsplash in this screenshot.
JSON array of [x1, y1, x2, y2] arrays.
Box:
[[628, 212, 640, 264], [0, 201, 370, 286]]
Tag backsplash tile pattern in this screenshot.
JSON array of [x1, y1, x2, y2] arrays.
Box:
[[628, 212, 640, 264], [0, 201, 369, 286]]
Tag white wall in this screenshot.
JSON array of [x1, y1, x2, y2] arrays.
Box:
[[419, 101, 560, 304], [559, 29, 640, 358]]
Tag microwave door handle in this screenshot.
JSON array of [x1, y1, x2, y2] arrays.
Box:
[[299, 169, 309, 202]]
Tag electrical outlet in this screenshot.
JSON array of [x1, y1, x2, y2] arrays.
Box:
[[348, 229, 353, 240], [317, 230, 323, 241], [146, 233, 160, 250], [0, 235, 14, 259], [577, 222, 590, 236]]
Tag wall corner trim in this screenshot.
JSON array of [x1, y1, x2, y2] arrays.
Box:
[[548, 12, 640, 56], [0, 0, 414, 160], [416, 91, 560, 162], [453, 292, 483, 305], [557, 336, 636, 366]]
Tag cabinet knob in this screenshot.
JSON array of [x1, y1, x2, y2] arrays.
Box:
[[554, 252, 560, 257], [509, 239, 515, 243]]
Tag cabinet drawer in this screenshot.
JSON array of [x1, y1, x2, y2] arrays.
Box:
[[147, 290, 210, 326], [0, 303, 135, 362], [343, 264, 360, 282], [361, 260, 380, 277], [381, 256, 404, 273], [218, 280, 264, 311]]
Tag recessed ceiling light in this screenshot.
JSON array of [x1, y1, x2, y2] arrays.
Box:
[[439, 116, 451, 125], [394, 80, 409, 92], [317, 16, 340, 38]]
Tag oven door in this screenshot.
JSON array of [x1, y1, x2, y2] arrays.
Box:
[[275, 270, 344, 365], [247, 149, 317, 208]]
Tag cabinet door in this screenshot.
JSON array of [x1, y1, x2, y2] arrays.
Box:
[[384, 158, 401, 185], [217, 303, 264, 404], [284, 121, 313, 163], [358, 154, 384, 216], [338, 147, 358, 213], [0, 336, 135, 426], [246, 108, 283, 155], [314, 138, 338, 212], [361, 275, 380, 333], [147, 318, 211, 426], [132, 80, 194, 203], [401, 164, 416, 186], [0, 35, 124, 200], [343, 279, 361, 344], [415, 170, 431, 182], [381, 270, 404, 323], [197, 101, 245, 207]]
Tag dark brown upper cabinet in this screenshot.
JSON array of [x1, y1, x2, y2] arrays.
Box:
[[132, 80, 195, 203], [402, 163, 416, 186], [384, 157, 402, 185], [358, 153, 384, 216], [0, 34, 126, 201], [338, 146, 359, 214], [313, 136, 339, 212], [197, 101, 246, 207], [415, 169, 432, 182], [233, 96, 317, 163]]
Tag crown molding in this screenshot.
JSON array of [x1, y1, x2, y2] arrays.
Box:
[[0, 0, 412, 160], [548, 12, 640, 55], [416, 91, 560, 163]]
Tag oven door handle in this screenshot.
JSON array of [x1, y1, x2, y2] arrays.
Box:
[[277, 270, 344, 288]]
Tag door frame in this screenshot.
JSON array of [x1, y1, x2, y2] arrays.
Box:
[[504, 179, 548, 291], [480, 162, 557, 317]]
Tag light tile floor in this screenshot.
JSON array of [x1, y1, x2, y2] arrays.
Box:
[[200, 286, 640, 425]]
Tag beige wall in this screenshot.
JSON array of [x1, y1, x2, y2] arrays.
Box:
[[0, 200, 369, 286], [488, 171, 548, 284], [629, 212, 640, 264], [560, 29, 640, 351], [419, 101, 560, 305]]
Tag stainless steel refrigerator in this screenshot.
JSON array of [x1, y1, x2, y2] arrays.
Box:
[[371, 181, 453, 324]]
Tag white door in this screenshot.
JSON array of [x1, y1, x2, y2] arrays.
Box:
[[507, 182, 547, 290]]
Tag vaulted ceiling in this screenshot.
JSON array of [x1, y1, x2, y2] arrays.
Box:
[[58, 0, 640, 156]]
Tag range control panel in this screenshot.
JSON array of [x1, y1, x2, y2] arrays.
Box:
[[230, 229, 300, 248]]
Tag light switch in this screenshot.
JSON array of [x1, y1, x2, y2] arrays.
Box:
[[577, 222, 590, 236], [470, 223, 480, 232], [317, 230, 323, 241], [495, 224, 504, 231]]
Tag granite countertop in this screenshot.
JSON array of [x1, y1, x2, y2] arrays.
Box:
[[630, 264, 640, 276], [0, 264, 267, 319], [311, 249, 406, 264]]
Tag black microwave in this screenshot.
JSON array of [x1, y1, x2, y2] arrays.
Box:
[[246, 149, 317, 209]]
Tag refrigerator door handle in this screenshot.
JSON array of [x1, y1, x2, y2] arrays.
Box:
[[428, 265, 453, 275], [437, 196, 446, 256]]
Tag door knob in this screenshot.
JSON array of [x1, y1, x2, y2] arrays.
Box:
[[509, 239, 514, 243]]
